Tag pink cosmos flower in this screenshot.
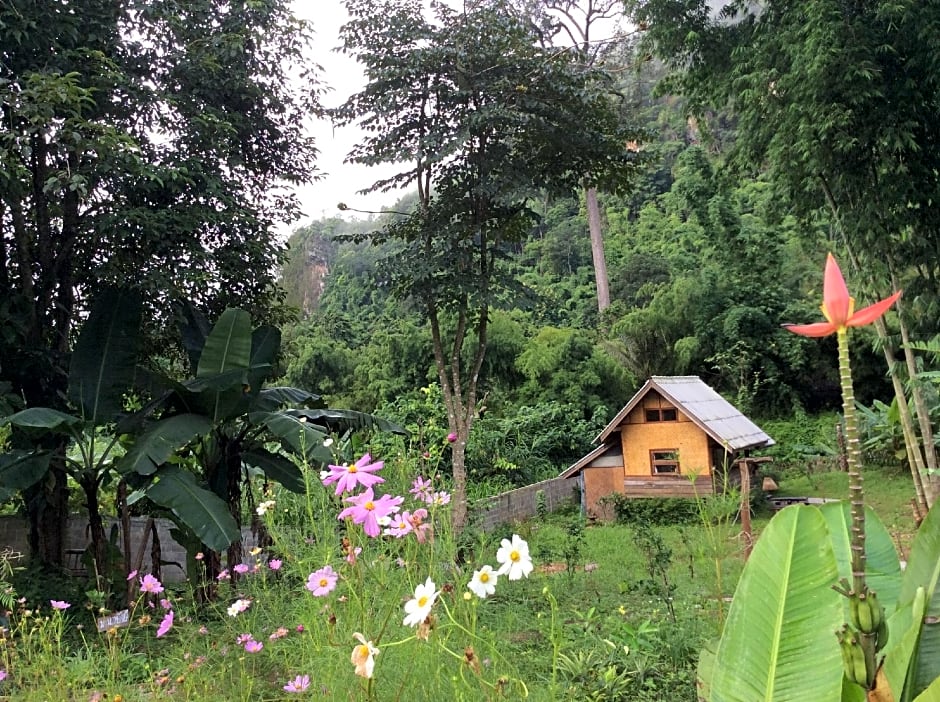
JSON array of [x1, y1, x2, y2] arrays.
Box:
[[322, 454, 385, 495], [233, 564, 250, 575], [236, 633, 254, 645], [345, 546, 362, 565], [156, 610, 174, 638], [337, 488, 404, 538], [50, 600, 70, 610], [126, 570, 138, 581], [160, 598, 172, 610], [217, 569, 231, 581], [244, 639, 263, 653], [383, 512, 413, 538], [406, 508, 432, 543], [283, 674, 310, 693], [139, 574, 164, 594], [0, 670, 6, 681], [268, 559, 283, 571], [306, 565, 338, 597], [409, 476, 433, 501], [296, 624, 305, 633], [269, 627, 289, 640], [431, 490, 451, 506]]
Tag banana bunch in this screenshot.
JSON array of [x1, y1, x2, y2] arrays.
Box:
[[838, 624, 876, 689], [850, 590, 888, 650]]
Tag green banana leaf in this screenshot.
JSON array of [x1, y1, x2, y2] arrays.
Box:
[[196, 308, 252, 423], [118, 414, 213, 476], [250, 411, 333, 465], [899, 501, 940, 696], [254, 387, 323, 412], [247, 325, 280, 397], [0, 450, 52, 490], [145, 466, 239, 553], [197, 308, 252, 378], [711, 505, 844, 702], [67, 288, 141, 426], [914, 674, 940, 701], [242, 449, 305, 493], [883, 587, 927, 702], [819, 502, 903, 616], [697, 637, 718, 701], [3, 407, 82, 434], [286, 408, 407, 436]]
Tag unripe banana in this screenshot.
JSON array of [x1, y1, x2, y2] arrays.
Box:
[[854, 594, 874, 633], [851, 641, 870, 689], [867, 591, 884, 631]]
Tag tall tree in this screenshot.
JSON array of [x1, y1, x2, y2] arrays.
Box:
[[532, 0, 634, 312], [631, 0, 940, 510], [335, 0, 643, 528], [0, 0, 320, 564]]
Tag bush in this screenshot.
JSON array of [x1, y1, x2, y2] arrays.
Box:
[[601, 495, 701, 526]]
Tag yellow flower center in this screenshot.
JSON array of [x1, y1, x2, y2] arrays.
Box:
[[349, 465, 358, 473], [319, 578, 328, 587], [364, 501, 374, 511], [480, 572, 490, 583], [510, 550, 520, 562], [417, 596, 428, 607], [358, 645, 370, 657]]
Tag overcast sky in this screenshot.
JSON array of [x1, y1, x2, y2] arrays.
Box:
[[284, 0, 407, 233]]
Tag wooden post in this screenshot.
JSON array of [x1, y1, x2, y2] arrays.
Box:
[[740, 458, 753, 561]]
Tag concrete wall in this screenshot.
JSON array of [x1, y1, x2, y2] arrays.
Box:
[[472, 476, 581, 531], [0, 515, 258, 582]]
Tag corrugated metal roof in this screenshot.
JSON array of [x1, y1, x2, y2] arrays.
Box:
[[595, 376, 774, 451]]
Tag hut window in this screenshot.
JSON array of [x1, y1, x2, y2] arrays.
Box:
[[650, 450, 680, 474], [645, 408, 678, 422]]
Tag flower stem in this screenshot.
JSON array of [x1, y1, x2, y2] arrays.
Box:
[[837, 329, 866, 594]]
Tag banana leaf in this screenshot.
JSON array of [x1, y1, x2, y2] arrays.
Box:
[[819, 501, 903, 616], [67, 288, 141, 426], [145, 466, 239, 552], [711, 505, 843, 702], [899, 502, 940, 696], [118, 414, 212, 476]]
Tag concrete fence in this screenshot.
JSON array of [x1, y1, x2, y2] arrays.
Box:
[[0, 515, 259, 582], [472, 475, 581, 531], [0, 478, 581, 579]]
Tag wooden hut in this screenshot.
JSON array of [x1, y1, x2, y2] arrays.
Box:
[[560, 376, 774, 519]]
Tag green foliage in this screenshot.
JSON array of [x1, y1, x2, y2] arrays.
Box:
[[603, 495, 702, 526]]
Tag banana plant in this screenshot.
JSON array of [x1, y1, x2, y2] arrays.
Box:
[[117, 306, 405, 581], [0, 288, 150, 583], [701, 254, 938, 701], [703, 500, 940, 702]]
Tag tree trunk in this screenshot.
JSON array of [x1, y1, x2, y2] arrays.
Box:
[[81, 477, 108, 590], [893, 283, 940, 506], [25, 465, 69, 568], [584, 186, 610, 312], [451, 434, 469, 530]]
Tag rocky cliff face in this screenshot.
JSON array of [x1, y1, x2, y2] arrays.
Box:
[[300, 252, 329, 317]]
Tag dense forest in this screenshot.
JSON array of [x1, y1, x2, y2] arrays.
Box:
[[3, 0, 940, 562], [277, 0, 940, 501]]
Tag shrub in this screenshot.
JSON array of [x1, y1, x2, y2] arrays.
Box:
[[601, 495, 701, 526]]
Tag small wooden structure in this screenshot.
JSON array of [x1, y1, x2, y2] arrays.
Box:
[[560, 376, 774, 519]]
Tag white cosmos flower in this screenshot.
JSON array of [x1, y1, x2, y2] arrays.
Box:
[[495, 534, 534, 581], [351, 632, 379, 678], [403, 576, 439, 627], [468, 565, 498, 599]]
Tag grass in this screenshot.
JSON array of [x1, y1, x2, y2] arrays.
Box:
[[0, 459, 921, 701]]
